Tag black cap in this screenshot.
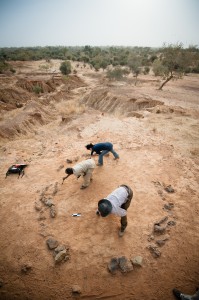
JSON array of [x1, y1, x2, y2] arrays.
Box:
[[85, 143, 93, 150], [98, 199, 112, 217], [65, 168, 73, 175]]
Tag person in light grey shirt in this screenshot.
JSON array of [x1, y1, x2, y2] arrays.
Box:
[[96, 185, 133, 237]]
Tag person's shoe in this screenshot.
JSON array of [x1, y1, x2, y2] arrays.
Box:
[[97, 163, 103, 166], [173, 288, 182, 299], [114, 157, 119, 160], [118, 230, 125, 237]]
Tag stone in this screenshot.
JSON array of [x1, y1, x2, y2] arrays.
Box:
[[66, 159, 73, 164], [45, 199, 54, 207], [50, 206, 56, 218], [148, 245, 161, 258], [165, 185, 175, 193], [118, 256, 133, 273], [154, 224, 166, 234], [107, 257, 119, 274], [167, 220, 176, 226], [72, 285, 81, 294], [54, 250, 67, 263], [54, 245, 66, 253], [46, 238, 59, 250], [131, 256, 143, 267], [164, 203, 174, 210], [21, 264, 32, 274], [34, 201, 42, 211], [155, 216, 168, 225]]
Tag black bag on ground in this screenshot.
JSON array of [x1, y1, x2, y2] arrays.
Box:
[[5, 164, 28, 178]]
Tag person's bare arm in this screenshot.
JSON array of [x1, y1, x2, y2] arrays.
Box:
[[62, 174, 71, 184]]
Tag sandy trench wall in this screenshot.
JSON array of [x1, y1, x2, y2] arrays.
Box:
[[81, 88, 164, 116]]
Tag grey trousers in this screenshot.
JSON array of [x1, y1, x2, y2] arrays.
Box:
[[119, 185, 133, 232]]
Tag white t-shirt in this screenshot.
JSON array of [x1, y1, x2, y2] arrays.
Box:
[[106, 186, 128, 217]]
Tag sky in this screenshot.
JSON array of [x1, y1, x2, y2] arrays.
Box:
[[0, 0, 198, 48]]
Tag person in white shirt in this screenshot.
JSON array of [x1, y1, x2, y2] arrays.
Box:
[[63, 158, 96, 189], [96, 185, 133, 236]]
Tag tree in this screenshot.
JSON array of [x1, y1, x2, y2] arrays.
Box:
[[59, 60, 71, 75], [106, 67, 129, 80], [127, 56, 142, 85], [153, 43, 192, 90]]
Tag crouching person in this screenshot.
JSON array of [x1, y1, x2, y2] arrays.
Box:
[[63, 158, 96, 189], [96, 184, 133, 237]]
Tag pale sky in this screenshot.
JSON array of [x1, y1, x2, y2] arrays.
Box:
[[0, 0, 198, 48]]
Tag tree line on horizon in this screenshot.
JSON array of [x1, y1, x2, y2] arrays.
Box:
[[0, 44, 199, 89]]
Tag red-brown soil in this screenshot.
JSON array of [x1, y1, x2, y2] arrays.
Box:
[[0, 60, 198, 300]]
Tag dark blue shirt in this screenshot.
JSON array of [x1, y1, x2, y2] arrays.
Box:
[[91, 142, 113, 155]]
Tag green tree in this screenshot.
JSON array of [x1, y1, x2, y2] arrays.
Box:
[[127, 56, 142, 85], [106, 67, 129, 80], [59, 60, 71, 75], [153, 43, 192, 90]]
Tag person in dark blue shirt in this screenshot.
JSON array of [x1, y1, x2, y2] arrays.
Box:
[[85, 142, 119, 166]]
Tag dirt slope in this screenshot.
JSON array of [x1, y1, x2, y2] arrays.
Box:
[[0, 60, 199, 300]]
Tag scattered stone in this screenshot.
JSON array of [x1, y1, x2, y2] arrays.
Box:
[[50, 206, 56, 218], [131, 256, 143, 267], [16, 102, 23, 108], [66, 159, 73, 164], [34, 201, 42, 211], [45, 199, 54, 207], [54, 249, 67, 263], [37, 214, 46, 221], [167, 220, 176, 226], [21, 264, 32, 274], [46, 238, 59, 250], [108, 257, 119, 274], [148, 245, 161, 258], [155, 216, 168, 226], [54, 245, 66, 253], [118, 256, 133, 273], [57, 165, 64, 171], [148, 235, 154, 242], [164, 203, 174, 210], [72, 284, 81, 294], [165, 185, 175, 193], [52, 182, 59, 196], [154, 224, 167, 234], [156, 240, 166, 247]]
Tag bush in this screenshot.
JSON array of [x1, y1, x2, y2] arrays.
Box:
[[32, 84, 43, 94], [106, 67, 129, 80], [60, 60, 71, 75]]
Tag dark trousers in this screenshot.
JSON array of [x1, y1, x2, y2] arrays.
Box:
[[120, 185, 133, 232]]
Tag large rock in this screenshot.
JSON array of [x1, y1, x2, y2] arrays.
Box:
[[46, 238, 59, 250]]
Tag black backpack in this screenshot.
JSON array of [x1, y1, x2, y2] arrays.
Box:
[[5, 164, 28, 178]]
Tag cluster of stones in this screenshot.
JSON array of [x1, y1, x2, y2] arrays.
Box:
[[46, 238, 70, 264], [147, 183, 176, 258], [108, 255, 143, 274]]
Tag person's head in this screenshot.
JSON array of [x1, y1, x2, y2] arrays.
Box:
[[85, 143, 94, 150], [65, 168, 74, 175], [98, 199, 112, 217]]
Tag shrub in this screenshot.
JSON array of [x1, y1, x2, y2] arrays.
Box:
[[60, 60, 71, 75], [32, 84, 43, 94]]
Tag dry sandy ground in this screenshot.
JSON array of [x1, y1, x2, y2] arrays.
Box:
[[0, 60, 199, 300]]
